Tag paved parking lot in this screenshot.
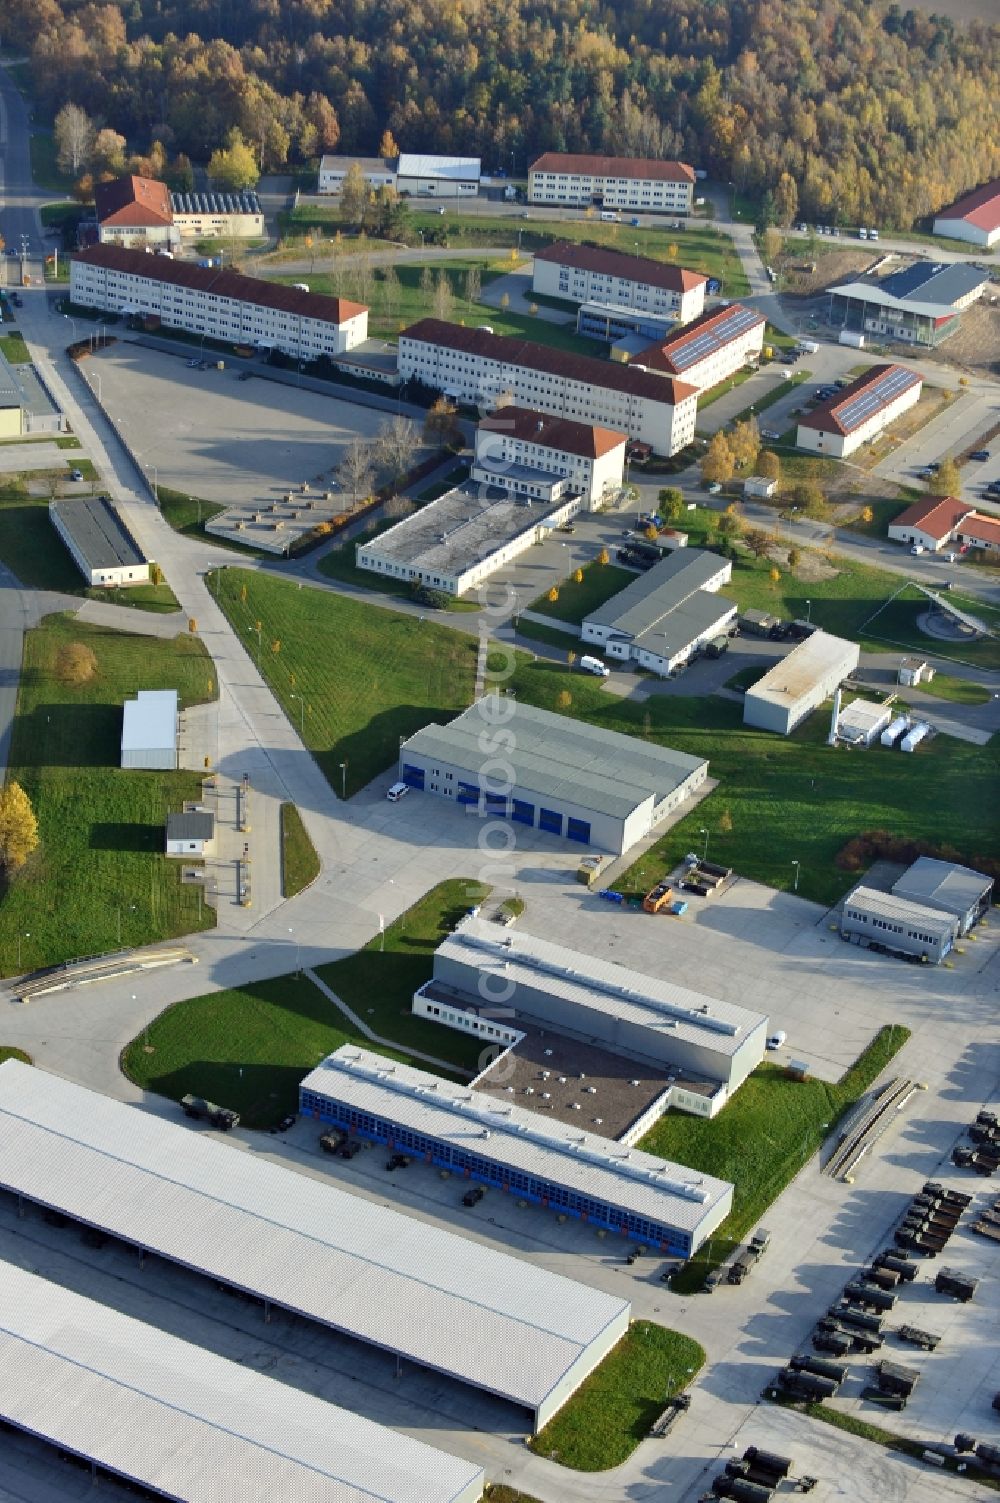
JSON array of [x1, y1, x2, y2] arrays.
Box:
[[89, 341, 392, 504]]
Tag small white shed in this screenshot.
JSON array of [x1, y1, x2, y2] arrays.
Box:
[[121, 690, 178, 770], [743, 476, 777, 500], [898, 657, 934, 688], [165, 809, 215, 857]]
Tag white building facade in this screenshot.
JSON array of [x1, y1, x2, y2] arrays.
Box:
[[70, 247, 368, 361], [49, 497, 150, 589], [532, 242, 706, 324], [473, 408, 626, 506], [528, 153, 695, 214], [634, 304, 766, 393], [581, 549, 736, 675], [933, 180, 1000, 249], [743, 631, 860, 735], [398, 319, 698, 456], [796, 364, 922, 459]]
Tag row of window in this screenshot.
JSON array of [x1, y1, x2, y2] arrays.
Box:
[[421, 1001, 517, 1042], [847, 909, 943, 946]]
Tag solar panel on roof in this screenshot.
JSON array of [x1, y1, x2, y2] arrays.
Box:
[[665, 306, 761, 370], [834, 368, 917, 433]]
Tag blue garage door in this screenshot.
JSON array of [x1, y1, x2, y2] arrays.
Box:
[[457, 781, 479, 805], [566, 817, 591, 843], [511, 799, 534, 826], [485, 792, 508, 815], [538, 807, 563, 835], [401, 763, 425, 789]]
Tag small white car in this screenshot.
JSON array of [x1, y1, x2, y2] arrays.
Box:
[[766, 1031, 787, 1050], [707, 482, 722, 495], [386, 781, 409, 802], [910, 543, 925, 555]]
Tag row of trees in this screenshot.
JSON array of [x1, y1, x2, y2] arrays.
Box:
[[14, 0, 999, 228]]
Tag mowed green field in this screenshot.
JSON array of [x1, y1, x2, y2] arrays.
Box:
[[1, 615, 217, 975], [530, 560, 636, 625], [212, 569, 491, 795]]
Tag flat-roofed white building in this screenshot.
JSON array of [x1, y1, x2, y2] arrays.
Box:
[[318, 154, 397, 194], [398, 697, 708, 855], [70, 246, 368, 361], [0, 1059, 627, 1434], [357, 482, 580, 597], [892, 857, 993, 935], [630, 304, 766, 393], [743, 630, 860, 735], [49, 496, 150, 589], [317, 153, 480, 198], [840, 885, 958, 964], [797, 364, 922, 458], [422, 915, 768, 1110], [0, 1262, 484, 1503], [474, 406, 626, 506], [528, 153, 695, 215], [834, 696, 893, 747], [532, 241, 706, 324], [301, 1046, 734, 1256], [581, 547, 736, 675], [398, 319, 698, 456], [121, 689, 178, 770]]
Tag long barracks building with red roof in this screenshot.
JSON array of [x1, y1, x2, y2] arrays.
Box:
[[69, 245, 368, 360], [397, 318, 698, 455], [532, 241, 707, 326], [528, 153, 695, 215]]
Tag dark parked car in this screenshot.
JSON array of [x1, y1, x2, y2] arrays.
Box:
[[463, 1186, 485, 1207], [276, 1114, 295, 1132], [338, 1140, 361, 1159], [970, 450, 990, 462]]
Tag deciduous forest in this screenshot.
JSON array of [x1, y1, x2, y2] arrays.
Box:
[[3, 0, 999, 227]]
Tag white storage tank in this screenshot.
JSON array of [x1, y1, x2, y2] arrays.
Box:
[[900, 721, 930, 753], [880, 714, 909, 748]]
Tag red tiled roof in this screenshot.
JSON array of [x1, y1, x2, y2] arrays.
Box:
[[70, 245, 367, 326], [529, 153, 695, 185], [958, 513, 1000, 548], [797, 363, 922, 437], [477, 406, 626, 460], [95, 176, 173, 228], [533, 241, 706, 295], [935, 178, 1000, 234], [633, 303, 765, 375], [400, 318, 698, 406], [889, 495, 973, 541]]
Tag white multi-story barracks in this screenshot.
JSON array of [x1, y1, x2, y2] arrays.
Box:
[[398, 319, 698, 456], [419, 915, 769, 1112], [532, 241, 707, 325], [397, 698, 709, 855], [528, 153, 695, 214], [631, 304, 766, 393], [473, 407, 626, 506], [796, 364, 923, 459], [301, 1046, 734, 1257], [70, 247, 368, 361]]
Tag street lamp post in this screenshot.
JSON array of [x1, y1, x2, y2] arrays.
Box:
[[91, 371, 102, 403], [290, 692, 305, 738], [805, 599, 812, 624], [64, 313, 78, 343], [698, 826, 709, 862], [792, 859, 801, 892], [339, 761, 348, 800], [16, 932, 29, 970]]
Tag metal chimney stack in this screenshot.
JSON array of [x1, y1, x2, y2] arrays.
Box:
[[828, 685, 842, 745]]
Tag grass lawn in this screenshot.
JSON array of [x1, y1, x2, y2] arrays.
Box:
[[120, 974, 417, 1130], [313, 879, 490, 1074], [156, 485, 269, 558], [916, 672, 991, 705], [0, 332, 31, 364], [515, 618, 579, 651], [316, 523, 479, 612], [0, 1047, 32, 1066], [0, 614, 217, 975], [280, 802, 320, 897], [839, 496, 911, 539], [507, 662, 999, 906], [529, 560, 635, 625], [696, 368, 754, 411], [39, 202, 82, 230], [529, 1322, 705, 1470], [28, 131, 76, 194], [644, 1027, 911, 1293], [727, 370, 810, 425], [211, 569, 502, 795], [0, 486, 180, 611]]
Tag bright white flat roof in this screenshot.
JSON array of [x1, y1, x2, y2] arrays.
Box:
[[440, 916, 766, 1059], [397, 154, 480, 182], [0, 1261, 483, 1503], [745, 630, 859, 710], [121, 688, 178, 751], [301, 1046, 733, 1239], [0, 1061, 628, 1419]]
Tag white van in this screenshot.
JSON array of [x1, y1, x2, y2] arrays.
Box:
[[599, 211, 619, 222], [292, 282, 310, 292], [580, 655, 610, 677], [386, 781, 409, 802]]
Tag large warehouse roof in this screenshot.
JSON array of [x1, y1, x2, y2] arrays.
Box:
[[401, 699, 707, 820], [0, 1060, 628, 1422], [302, 1046, 733, 1237], [0, 1262, 483, 1503], [892, 857, 993, 915], [438, 916, 767, 1059], [745, 630, 858, 711], [584, 548, 728, 638]]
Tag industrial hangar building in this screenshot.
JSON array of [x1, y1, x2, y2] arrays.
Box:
[[580, 547, 736, 676], [49, 495, 150, 589], [301, 1046, 734, 1257], [840, 885, 959, 964], [892, 857, 993, 936], [416, 914, 769, 1119], [0, 1060, 629, 1435], [743, 630, 860, 735], [0, 1262, 484, 1503], [397, 698, 709, 855]]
